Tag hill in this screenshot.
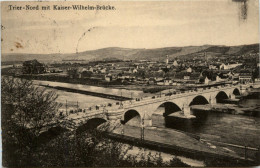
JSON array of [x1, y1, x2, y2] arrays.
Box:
[[1, 44, 259, 63]]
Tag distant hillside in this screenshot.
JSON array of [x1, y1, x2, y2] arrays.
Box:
[[2, 44, 259, 63]]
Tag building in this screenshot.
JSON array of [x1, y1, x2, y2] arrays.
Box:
[[219, 63, 228, 70], [220, 63, 242, 70], [22, 59, 45, 74], [13, 64, 23, 68], [173, 60, 178, 67], [47, 67, 63, 73], [186, 67, 192, 73], [209, 64, 217, 70], [100, 68, 107, 74], [216, 75, 222, 82], [105, 74, 112, 82], [239, 71, 252, 84], [226, 63, 242, 69], [204, 76, 210, 85], [79, 71, 92, 78]]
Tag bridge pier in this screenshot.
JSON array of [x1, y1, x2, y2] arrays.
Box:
[[183, 105, 191, 116], [210, 98, 217, 105], [183, 105, 196, 119], [229, 94, 236, 99]]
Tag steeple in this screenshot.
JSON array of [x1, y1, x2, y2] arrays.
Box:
[[204, 52, 208, 65], [166, 55, 169, 65]]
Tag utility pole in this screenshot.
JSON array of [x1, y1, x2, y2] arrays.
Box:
[[119, 91, 123, 109], [103, 107, 108, 120], [131, 92, 133, 103], [141, 118, 145, 141]]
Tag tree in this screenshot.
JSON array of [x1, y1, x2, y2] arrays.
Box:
[[1, 76, 61, 166], [81, 70, 92, 78], [2, 76, 61, 136], [162, 67, 170, 74], [169, 157, 190, 167]]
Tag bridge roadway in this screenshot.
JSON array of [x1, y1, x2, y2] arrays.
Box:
[[41, 83, 255, 131]]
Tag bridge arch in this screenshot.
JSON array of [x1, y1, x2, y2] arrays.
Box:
[[189, 95, 209, 106], [157, 101, 182, 116], [76, 118, 107, 134], [233, 88, 240, 96], [215, 91, 229, 103], [152, 101, 183, 128], [122, 109, 142, 126]]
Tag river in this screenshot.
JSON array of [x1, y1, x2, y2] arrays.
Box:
[[34, 80, 153, 98], [166, 98, 260, 148], [34, 80, 153, 109]]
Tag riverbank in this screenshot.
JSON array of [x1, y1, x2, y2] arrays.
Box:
[[102, 120, 258, 165], [191, 104, 260, 117], [42, 84, 132, 101]]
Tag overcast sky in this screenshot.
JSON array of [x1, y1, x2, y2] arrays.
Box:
[[1, 0, 259, 54]]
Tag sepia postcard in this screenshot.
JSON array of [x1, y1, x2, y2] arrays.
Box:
[[1, 0, 259, 167]]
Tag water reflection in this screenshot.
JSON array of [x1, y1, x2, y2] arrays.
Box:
[[165, 99, 260, 147]]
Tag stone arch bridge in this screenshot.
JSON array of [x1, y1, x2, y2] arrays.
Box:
[[42, 84, 251, 132], [120, 85, 242, 127]]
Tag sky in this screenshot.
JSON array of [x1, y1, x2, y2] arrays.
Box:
[[1, 0, 259, 54]]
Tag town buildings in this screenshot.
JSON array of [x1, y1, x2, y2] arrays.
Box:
[[13, 52, 258, 87]]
